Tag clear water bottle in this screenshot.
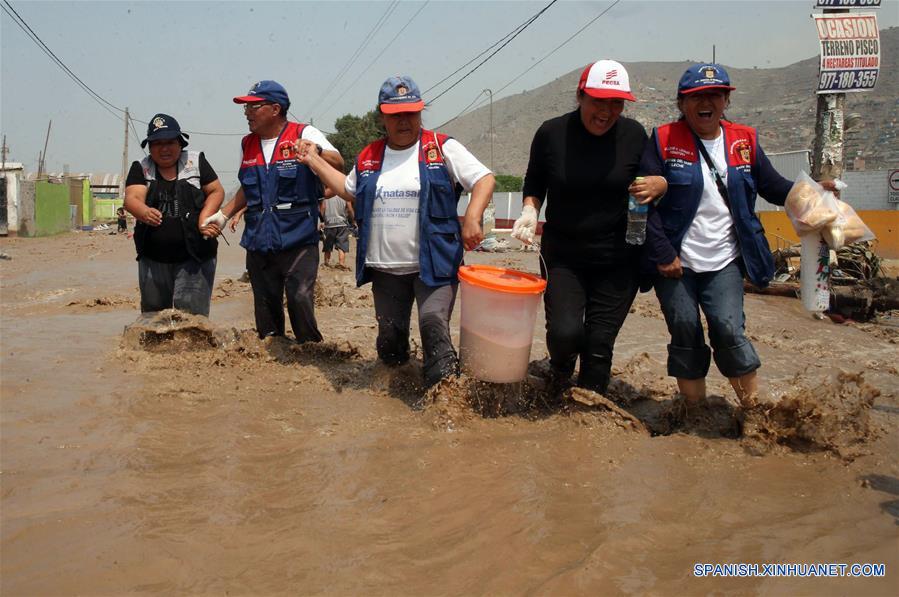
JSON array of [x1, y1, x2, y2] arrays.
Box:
[[626, 177, 648, 246]]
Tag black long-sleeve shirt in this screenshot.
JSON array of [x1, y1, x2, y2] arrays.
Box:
[[522, 110, 648, 265]]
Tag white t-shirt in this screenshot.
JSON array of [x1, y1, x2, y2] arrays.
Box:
[[344, 138, 491, 273], [255, 124, 337, 164], [679, 130, 739, 273]]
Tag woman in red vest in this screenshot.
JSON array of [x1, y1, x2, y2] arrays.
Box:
[[297, 76, 495, 387], [641, 64, 838, 407]]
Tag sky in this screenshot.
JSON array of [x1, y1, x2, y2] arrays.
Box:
[[2, 0, 897, 187]]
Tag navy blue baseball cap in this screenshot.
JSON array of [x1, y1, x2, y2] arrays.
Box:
[[678, 64, 736, 95], [141, 113, 189, 148], [233, 80, 290, 110], [378, 76, 424, 114]]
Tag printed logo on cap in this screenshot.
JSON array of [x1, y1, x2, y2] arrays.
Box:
[[704, 67, 716, 79], [396, 85, 408, 96], [605, 69, 618, 81], [152, 116, 167, 130], [249, 82, 260, 95]]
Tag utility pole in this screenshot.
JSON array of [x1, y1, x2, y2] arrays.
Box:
[[811, 8, 849, 181], [120, 107, 129, 199], [712, 44, 716, 63], [482, 89, 496, 245], [38, 120, 52, 179], [1, 135, 7, 171], [483, 88, 494, 171]]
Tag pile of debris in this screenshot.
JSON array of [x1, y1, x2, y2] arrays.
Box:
[[756, 241, 898, 320], [772, 242, 882, 285]]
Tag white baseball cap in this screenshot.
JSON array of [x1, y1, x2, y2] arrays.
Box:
[[577, 59, 636, 101]]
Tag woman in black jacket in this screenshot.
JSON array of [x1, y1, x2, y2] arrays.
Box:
[[512, 60, 666, 394], [124, 114, 224, 316]]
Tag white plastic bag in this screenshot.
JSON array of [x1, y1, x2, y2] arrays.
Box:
[[784, 172, 843, 236], [821, 199, 876, 249]]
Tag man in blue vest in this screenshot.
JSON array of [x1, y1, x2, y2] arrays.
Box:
[[203, 80, 343, 341]]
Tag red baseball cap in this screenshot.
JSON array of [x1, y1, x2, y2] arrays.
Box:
[[578, 60, 636, 102]]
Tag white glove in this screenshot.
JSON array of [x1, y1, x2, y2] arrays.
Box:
[[202, 209, 228, 229], [511, 204, 538, 245]]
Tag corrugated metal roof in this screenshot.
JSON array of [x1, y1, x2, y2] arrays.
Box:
[[23, 172, 123, 186]]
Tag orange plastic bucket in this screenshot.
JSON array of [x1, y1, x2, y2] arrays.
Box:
[[457, 265, 547, 383]]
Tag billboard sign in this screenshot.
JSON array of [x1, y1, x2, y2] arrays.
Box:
[[814, 13, 880, 93]]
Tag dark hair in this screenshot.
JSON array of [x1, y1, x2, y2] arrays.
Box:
[[272, 102, 290, 119]]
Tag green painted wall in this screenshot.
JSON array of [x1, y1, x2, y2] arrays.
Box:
[[34, 181, 71, 236], [94, 198, 124, 221], [80, 179, 93, 226]]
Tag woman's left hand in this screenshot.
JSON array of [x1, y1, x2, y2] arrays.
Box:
[[628, 175, 668, 205], [200, 223, 222, 239], [462, 215, 484, 251]]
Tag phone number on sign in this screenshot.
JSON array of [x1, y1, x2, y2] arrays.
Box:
[[818, 69, 878, 91]]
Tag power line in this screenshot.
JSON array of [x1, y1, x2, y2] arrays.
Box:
[[306, 0, 401, 120], [322, 0, 432, 120], [3, 1, 249, 138], [129, 117, 246, 137], [1, 0, 124, 118], [425, 0, 559, 106], [422, 1, 554, 97], [436, 0, 621, 128], [128, 114, 147, 157]]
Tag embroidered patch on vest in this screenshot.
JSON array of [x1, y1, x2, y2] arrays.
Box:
[[729, 139, 752, 165]]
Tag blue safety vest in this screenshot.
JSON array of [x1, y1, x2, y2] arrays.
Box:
[[354, 129, 463, 288], [238, 122, 321, 252]]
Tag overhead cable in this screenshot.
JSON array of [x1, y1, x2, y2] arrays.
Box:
[[422, 0, 556, 96], [424, 0, 559, 106], [306, 0, 401, 119], [437, 0, 621, 128], [3, 1, 247, 137], [1, 0, 124, 117], [322, 0, 432, 120]]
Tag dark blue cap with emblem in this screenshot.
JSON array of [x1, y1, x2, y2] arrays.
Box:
[[678, 63, 736, 95], [141, 113, 189, 148], [233, 80, 290, 111], [378, 76, 425, 114]]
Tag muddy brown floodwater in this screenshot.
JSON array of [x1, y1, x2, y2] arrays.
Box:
[[2, 230, 898, 595]]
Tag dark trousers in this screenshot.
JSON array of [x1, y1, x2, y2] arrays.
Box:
[[370, 270, 458, 387], [138, 256, 216, 316], [246, 245, 323, 343], [542, 260, 639, 393]]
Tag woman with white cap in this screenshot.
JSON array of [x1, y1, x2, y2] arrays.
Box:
[[512, 60, 667, 395], [296, 75, 495, 387]]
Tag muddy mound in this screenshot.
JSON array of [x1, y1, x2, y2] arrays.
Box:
[[628, 300, 664, 321], [419, 366, 655, 433], [213, 277, 250, 299], [607, 352, 676, 404], [67, 295, 136, 309], [742, 372, 880, 458], [314, 280, 372, 308], [121, 310, 223, 352], [250, 335, 363, 365]]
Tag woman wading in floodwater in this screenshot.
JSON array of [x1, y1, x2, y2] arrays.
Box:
[[296, 76, 495, 387]]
